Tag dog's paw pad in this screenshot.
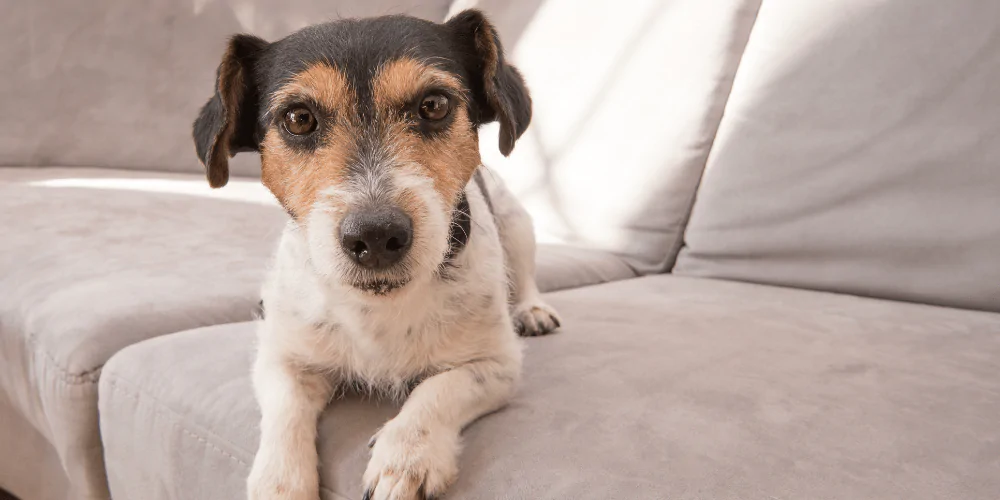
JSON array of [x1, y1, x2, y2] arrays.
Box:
[[512, 300, 561, 337]]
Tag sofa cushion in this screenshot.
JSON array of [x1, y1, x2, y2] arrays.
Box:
[[535, 244, 636, 292], [0, 392, 69, 500], [673, 0, 1000, 312], [99, 275, 1000, 500], [0, 167, 288, 499], [0, 166, 631, 499], [2, 0, 452, 176], [470, 0, 762, 274]]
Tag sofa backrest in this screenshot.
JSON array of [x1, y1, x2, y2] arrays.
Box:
[[7, 0, 762, 278], [673, 0, 1000, 312], [1, 0, 451, 177], [471, 0, 762, 274]]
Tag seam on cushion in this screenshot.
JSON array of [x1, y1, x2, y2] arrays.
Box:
[[663, 0, 765, 273], [104, 378, 354, 500], [104, 378, 251, 465], [23, 331, 105, 384]]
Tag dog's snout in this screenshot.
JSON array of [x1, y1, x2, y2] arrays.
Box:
[[340, 207, 413, 269]]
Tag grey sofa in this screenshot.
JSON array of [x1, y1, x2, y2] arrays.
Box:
[[3, 0, 999, 499]]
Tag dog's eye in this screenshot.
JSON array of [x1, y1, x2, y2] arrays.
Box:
[[418, 94, 450, 121], [283, 107, 317, 135]]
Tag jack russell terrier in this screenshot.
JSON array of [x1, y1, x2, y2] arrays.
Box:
[[193, 9, 560, 500]]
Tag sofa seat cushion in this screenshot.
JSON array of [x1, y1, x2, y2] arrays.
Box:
[[0, 167, 288, 499], [0, 391, 70, 500], [0, 166, 631, 499], [534, 243, 637, 292], [99, 275, 1000, 500]]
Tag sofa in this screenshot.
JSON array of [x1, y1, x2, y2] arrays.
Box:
[[3, 0, 999, 499]]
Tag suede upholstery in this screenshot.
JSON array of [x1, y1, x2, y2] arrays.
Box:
[[3, 0, 1000, 498], [0, 167, 636, 499], [100, 276, 1000, 500], [674, 0, 1000, 312], [0, 168, 288, 499], [476, 0, 762, 274], [1, 0, 451, 176]]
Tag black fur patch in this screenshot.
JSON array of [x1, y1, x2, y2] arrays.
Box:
[[193, 10, 532, 186], [439, 192, 472, 278], [256, 17, 470, 144]]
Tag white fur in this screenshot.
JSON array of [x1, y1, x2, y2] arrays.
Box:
[[247, 166, 558, 500]]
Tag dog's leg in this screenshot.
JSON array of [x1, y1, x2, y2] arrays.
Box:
[[363, 355, 520, 500], [477, 169, 561, 336], [247, 342, 333, 500]]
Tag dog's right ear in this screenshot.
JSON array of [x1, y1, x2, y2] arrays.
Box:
[[193, 34, 268, 188]]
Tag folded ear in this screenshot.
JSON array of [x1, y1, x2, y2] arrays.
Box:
[[193, 34, 268, 188], [447, 9, 532, 156]]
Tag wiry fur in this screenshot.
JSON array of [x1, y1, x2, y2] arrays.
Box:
[[191, 10, 559, 500], [250, 168, 557, 500]]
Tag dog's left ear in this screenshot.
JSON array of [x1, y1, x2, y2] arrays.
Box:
[[447, 9, 532, 156], [193, 34, 268, 188]]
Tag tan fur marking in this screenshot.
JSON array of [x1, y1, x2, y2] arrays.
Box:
[[261, 63, 357, 219], [372, 59, 481, 206], [268, 63, 354, 119], [373, 58, 466, 112], [411, 111, 481, 205], [261, 129, 354, 220]]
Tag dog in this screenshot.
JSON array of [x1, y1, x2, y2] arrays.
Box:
[[192, 9, 560, 500]]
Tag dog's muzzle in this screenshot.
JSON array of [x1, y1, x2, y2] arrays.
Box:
[[339, 206, 413, 270]]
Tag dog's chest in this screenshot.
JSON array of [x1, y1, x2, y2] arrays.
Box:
[[300, 285, 502, 385]]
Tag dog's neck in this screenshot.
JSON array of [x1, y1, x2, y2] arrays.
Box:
[[442, 191, 471, 265]]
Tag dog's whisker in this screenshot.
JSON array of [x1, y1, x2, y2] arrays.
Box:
[[452, 208, 487, 233]]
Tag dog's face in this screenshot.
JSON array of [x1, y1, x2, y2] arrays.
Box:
[[193, 11, 530, 295]]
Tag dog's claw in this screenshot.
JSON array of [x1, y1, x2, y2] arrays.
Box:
[[363, 478, 439, 500], [419, 483, 438, 500], [512, 300, 561, 337], [512, 318, 525, 335], [367, 434, 377, 448]]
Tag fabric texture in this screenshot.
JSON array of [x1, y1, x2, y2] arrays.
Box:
[[0, 166, 631, 498], [534, 244, 637, 292], [470, 0, 762, 274], [1, 0, 452, 176], [673, 0, 1000, 312], [0, 393, 69, 500], [0, 168, 289, 499], [100, 275, 1000, 500]]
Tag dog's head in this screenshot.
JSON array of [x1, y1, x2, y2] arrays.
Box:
[[193, 10, 530, 296]]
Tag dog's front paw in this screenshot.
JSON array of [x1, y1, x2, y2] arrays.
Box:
[[512, 299, 561, 337], [363, 419, 459, 500], [247, 448, 319, 500]]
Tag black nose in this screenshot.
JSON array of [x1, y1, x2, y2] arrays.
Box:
[[339, 207, 413, 269]]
